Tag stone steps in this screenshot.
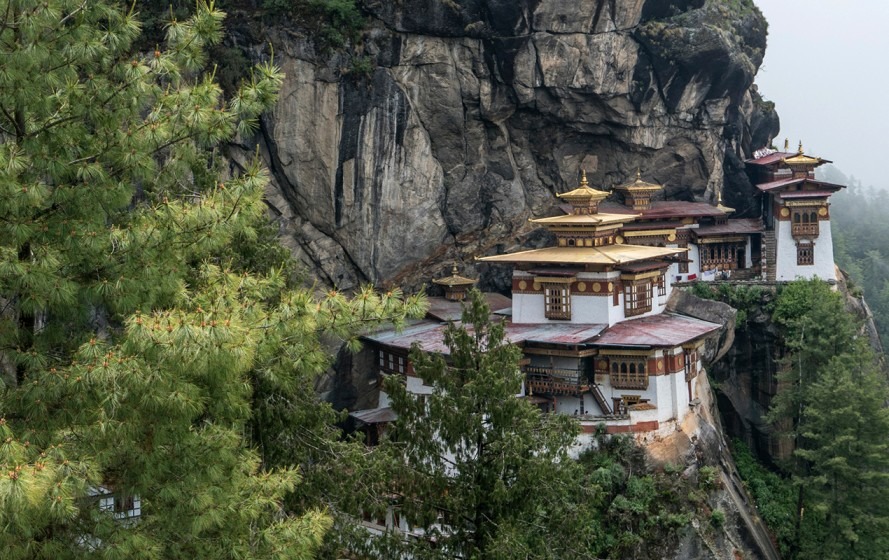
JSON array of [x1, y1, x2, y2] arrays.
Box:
[[763, 230, 777, 282]]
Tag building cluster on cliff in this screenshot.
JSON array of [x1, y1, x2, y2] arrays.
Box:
[[350, 144, 844, 453]]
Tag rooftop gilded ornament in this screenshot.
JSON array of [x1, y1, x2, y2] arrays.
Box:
[[556, 170, 609, 212], [432, 264, 476, 288], [782, 141, 825, 167], [715, 189, 734, 214], [614, 170, 663, 194]]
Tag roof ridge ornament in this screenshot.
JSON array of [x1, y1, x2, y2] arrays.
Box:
[[580, 169, 589, 187], [798, 140, 804, 154]]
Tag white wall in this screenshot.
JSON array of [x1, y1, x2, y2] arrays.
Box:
[[511, 271, 626, 325], [774, 219, 836, 281]]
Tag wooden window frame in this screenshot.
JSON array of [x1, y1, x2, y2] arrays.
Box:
[[609, 357, 649, 389], [684, 348, 699, 382], [624, 281, 652, 317], [543, 283, 571, 320], [796, 242, 814, 266]]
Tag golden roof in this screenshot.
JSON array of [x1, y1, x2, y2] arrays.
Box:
[[782, 153, 823, 166], [614, 170, 663, 193], [556, 170, 609, 205], [529, 212, 635, 227], [477, 244, 686, 266], [782, 141, 824, 166], [432, 264, 476, 287]]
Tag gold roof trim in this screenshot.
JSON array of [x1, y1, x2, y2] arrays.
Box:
[[782, 141, 823, 166], [477, 244, 686, 266], [782, 154, 823, 166], [530, 212, 634, 226], [556, 170, 609, 204], [432, 264, 476, 287], [614, 170, 663, 193]]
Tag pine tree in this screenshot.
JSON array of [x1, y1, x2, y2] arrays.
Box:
[[794, 348, 889, 559], [357, 289, 603, 559], [0, 2, 424, 557], [767, 279, 889, 559]]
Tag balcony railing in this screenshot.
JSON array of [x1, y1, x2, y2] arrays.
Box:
[[610, 373, 649, 390], [791, 223, 819, 237], [524, 366, 586, 396]]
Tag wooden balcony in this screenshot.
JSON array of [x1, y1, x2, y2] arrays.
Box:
[[791, 223, 819, 237], [610, 373, 649, 390], [524, 366, 586, 396]]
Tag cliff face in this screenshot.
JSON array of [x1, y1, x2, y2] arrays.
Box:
[[231, 0, 777, 289]]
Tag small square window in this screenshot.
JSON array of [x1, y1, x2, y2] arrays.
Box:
[[797, 243, 814, 266]]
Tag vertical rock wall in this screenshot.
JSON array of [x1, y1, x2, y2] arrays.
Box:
[[231, 0, 778, 290]]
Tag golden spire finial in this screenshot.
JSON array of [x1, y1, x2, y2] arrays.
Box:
[[451, 263, 459, 276], [717, 188, 723, 204], [580, 169, 589, 187], [798, 140, 804, 154], [636, 169, 642, 181], [784, 138, 789, 152]]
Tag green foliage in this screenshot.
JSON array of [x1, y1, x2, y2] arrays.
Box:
[[264, 0, 365, 49], [709, 508, 725, 528], [361, 289, 594, 558], [578, 435, 699, 559], [731, 440, 796, 556], [685, 283, 770, 330], [765, 279, 889, 559], [0, 1, 425, 557]]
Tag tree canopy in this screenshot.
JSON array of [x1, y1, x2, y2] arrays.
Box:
[[0, 1, 424, 558], [766, 280, 889, 559]]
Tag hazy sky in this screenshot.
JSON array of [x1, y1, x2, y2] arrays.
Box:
[[754, 0, 889, 188]]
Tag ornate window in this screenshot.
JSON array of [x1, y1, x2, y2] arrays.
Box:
[[657, 274, 666, 297], [797, 243, 814, 266], [610, 357, 648, 389], [624, 281, 652, 317], [543, 283, 571, 320], [791, 209, 819, 237]]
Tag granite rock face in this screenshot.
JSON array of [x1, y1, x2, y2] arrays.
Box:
[[236, 0, 777, 289]]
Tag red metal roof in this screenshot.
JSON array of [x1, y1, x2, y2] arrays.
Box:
[[694, 218, 763, 236], [365, 312, 718, 354], [363, 320, 609, 354], [756, 178, 844, 193], [592, 313, 720, 347], [505, 323, 608, 345], [622, 201, 726, 220], [745, 151, 795, 166]]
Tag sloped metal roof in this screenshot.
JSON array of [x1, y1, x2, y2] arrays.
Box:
[[592, 313, 720, 347]]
